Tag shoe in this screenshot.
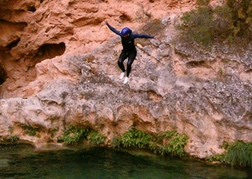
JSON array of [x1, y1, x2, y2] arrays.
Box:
[[123, 77, 129, 84], [120, 72, 125, 79]]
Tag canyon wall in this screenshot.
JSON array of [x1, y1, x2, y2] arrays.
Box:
[[0, 0, 251, 158]]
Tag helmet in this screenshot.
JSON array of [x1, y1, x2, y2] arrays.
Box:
[[121, 27, 132, 36]]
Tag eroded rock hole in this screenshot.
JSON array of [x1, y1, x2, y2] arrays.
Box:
[[0, 65, 7, 85], [35, 42, 66, 61], [6, 37, 20, 49], [27, 5, 36, 12], [186, 61, 207, 68]]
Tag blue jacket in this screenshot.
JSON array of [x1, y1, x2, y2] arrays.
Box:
[[106, 23, 154, 52]]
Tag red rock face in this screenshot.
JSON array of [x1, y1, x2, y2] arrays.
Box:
[[0, 0, 189, 98], [0, 0, 252, 159]]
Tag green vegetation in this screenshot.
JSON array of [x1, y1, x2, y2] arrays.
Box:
[[225, 140, 252, 167], [161, 131, 189, 157], [177, 0, 252, 46], [57, 125, 105, 145], [113, 127, 188, 158], [50, 127, 59, 138], [208, 140, 252, 168], [21, 125, 40, 137], [87, 131, 106, 145], [7, 135, 20, 143], [57, 125, 90, 145], [227, 0, 252, 39], [208, 153, 226, 163], [116, 126, 153, 149]]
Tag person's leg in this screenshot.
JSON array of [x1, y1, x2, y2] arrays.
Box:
[[123, 51, 136, 84], [126, 51, 137, 77], [118, 51, 127, 73]]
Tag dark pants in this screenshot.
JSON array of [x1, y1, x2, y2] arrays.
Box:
[[118, 49, 137, 77]]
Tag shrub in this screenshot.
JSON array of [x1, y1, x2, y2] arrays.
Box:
[[225, 140, 252, 167], [87, 131, 105, 145], [7, 135, 20, 143], [177, 0, 252, 46], [57, 125, 90, 145], [118, 126, 153, 148], [207, 140, 252, 168], [161, 131, 189, 157], [177, 7, 215, 46], [21, 125, 39, 137], [227, 0, 252, 39], [208, 153, 226, 163], [113, 127, 189, 158], [57, 125, 106, 145]]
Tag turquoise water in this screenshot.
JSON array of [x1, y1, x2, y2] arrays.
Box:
[[0, 144, 250, 179]]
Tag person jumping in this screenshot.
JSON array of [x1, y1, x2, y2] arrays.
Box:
[[106, 22, 154, 84]]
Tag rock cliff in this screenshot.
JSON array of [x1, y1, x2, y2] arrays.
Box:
[[0, 0, 251, 158]]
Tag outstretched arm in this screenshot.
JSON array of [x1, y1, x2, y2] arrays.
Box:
[[106, 22, 121, 36], [132, 33, 154, 39]]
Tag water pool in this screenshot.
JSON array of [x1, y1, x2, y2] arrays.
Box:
[[0, 144, 250, 179]]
